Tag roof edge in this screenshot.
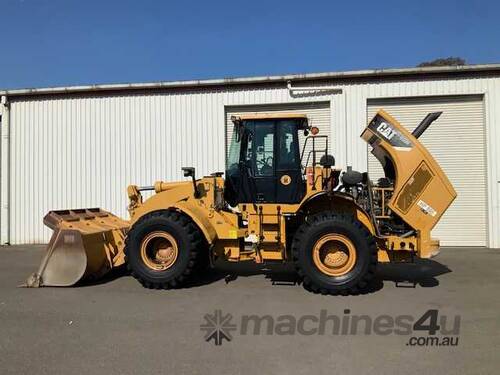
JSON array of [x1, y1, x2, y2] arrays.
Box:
[[2, 63, 500, 97]]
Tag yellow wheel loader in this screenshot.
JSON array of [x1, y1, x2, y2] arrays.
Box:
[[25, 110, 456, 295]]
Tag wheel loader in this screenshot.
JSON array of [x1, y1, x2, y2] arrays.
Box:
[[25, 109, 456, 294]]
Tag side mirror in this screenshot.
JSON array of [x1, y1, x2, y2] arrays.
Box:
[[181, 167, 199, 198], [303, 129, 309, 136], [231, 116, 243, 142], [182, 167, 195, 178]]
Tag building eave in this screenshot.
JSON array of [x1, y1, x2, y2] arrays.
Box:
[[1, 63, 500, 97]]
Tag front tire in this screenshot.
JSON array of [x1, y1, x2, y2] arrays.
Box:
[[292, 212, 377, 295], [125, 210, 204, 289]]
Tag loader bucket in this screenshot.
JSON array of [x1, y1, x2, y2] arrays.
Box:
[[24, 208, 129, 287]]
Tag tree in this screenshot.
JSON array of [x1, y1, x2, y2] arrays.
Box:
[[418, 57, 466, 67]]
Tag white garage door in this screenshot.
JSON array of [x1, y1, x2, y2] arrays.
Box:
[[225, 102, 331, 166], [367, 95, 487, 246]]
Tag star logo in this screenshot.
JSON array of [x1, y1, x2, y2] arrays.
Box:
[[200, 310, 237, 346]]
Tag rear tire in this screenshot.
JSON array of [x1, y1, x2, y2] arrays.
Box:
[[292, 212, 377, 295], [125, 210, 204, 289]]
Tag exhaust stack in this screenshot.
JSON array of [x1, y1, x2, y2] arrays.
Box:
[[412, 111, 442, 139]]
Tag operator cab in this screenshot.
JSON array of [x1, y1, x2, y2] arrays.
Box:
[[225, 114, 309, 205]]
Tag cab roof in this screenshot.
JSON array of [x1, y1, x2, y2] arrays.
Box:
[[231, 113, 308, 121]]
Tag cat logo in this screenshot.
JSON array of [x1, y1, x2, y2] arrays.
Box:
[[280, 175, 292, 185], [377, 122, 396, 140]]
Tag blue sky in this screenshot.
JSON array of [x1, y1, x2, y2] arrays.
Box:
[[1, 0, 499, 89]]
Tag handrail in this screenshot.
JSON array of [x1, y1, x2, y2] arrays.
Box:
[[300, 135, 329, 168]]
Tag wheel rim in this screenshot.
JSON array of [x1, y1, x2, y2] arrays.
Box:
[[312, 234, 357, 276], [140, 231, 179, 271]]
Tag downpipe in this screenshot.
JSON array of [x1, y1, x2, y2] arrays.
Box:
[[1, 95, 10, 245]]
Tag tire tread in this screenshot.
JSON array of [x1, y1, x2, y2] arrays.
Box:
[[124, 210, 205, 289], [292, 212, 377, 295]]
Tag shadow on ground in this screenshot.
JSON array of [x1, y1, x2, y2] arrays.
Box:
[[81, 257, 451, 295], [17, 242, 451, 294], [196, 258, 452, 295], [72, 248, 451, 294], [376, 258, 451, 288]]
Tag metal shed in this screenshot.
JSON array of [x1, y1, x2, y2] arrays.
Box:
[[1, 64, 499, 247]]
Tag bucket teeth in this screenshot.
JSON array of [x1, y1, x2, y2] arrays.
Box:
[[21, 273, 42, 288]]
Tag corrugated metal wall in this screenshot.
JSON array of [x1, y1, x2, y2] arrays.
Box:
[[7, 88, 337, 243], [4, 75, 500, 247]]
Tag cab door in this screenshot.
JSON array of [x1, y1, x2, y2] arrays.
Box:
[[275, 120, 305, 204], [244, 120, 276, 203], [240, 119, 304, 204]]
